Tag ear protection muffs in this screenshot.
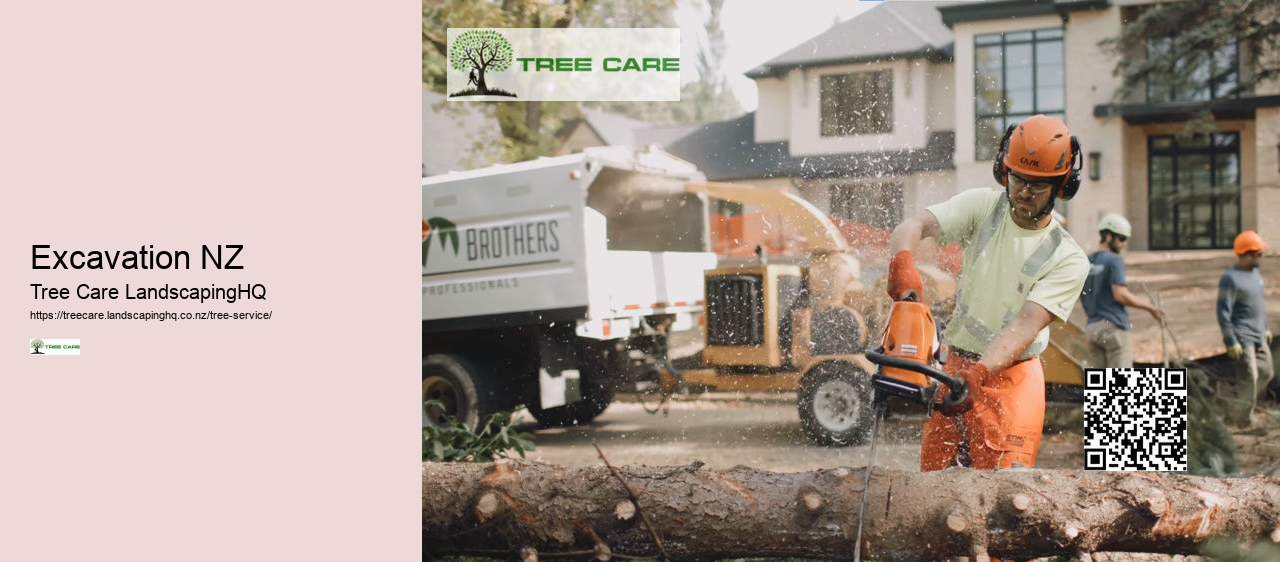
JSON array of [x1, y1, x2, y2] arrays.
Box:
[[991, 123, 1083, 200], [991, 124, 1016, 187], [1060, 136, 1082, 200]]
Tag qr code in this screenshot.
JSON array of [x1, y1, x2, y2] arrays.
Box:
[[1083, 368, 1188, 471]]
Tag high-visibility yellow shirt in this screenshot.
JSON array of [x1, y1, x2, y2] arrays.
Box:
[[927, 188, 1089, 359]]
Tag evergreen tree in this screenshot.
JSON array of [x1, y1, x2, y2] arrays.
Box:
[[1102, 0, 1280, 133]]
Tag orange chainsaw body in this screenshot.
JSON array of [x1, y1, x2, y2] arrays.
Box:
[[878, 300, 940, 392]]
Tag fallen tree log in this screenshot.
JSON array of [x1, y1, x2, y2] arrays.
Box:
[[423, 459, 1280, 561]]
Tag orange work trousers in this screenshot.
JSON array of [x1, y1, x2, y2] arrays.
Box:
[[920, 353, 1045, 471]]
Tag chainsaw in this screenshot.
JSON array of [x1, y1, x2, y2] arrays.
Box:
[[853, 294, 970, 562]]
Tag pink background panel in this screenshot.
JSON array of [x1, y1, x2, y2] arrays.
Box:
[[0, 2, 422, 560]]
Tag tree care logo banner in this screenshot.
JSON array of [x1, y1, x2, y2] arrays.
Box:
[[447, 28, 681, 101], [30, 339, 81, 355]]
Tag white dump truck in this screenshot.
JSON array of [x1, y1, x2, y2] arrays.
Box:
[[423, 146, 717, 430]]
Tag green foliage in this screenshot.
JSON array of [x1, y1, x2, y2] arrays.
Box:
[[1201, 535, 1280, 561], [424, 0, 607, 90], [580, 0, 676, 27], [1187, 366, 1241, 476], [448, 29, 513, 73], [424, 0, 741, 164], [583, 0, 742, 126], [423, 401, 536, 463], [493, 101, 578, 162], [1101, 0, 1280, 134], [424, 0, 601, 162]]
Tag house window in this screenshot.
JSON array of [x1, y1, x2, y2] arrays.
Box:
[[974, 28, 1064, 160], [820, 70, 892, 137], [1146, 38, 1238, 102], [829, 181, 902, 232], [1148, 133, 1240, 250]]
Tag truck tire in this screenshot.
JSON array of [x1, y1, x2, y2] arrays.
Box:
[[526, 375, 616, 427], [423, 354, 491, 432], [798, 362, 875, 447]]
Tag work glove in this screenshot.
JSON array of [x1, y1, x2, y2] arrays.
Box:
[[887, 250, 923, 302], [1228, 343, 1243, 361], [939, 363, 988, 417]]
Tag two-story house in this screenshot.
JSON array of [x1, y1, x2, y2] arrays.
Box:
[[668, 0, 961, 239], [671, 0, 1279, 251], [942, 0, 1280, 250], [670, 0, 962, 249]]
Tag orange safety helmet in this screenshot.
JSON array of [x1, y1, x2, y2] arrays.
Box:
[[1233, 230, 1266, 255], [992, 115, 1083, 200]]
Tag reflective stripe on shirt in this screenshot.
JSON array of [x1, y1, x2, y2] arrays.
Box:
[[949, 201, 1063, 358]]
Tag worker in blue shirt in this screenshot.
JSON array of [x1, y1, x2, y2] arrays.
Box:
[[1080, 214, 1161, 368]]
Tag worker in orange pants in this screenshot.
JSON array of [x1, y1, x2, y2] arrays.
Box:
[[888, 115, 1090, 472]]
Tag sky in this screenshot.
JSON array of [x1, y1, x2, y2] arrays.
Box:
[[676, 0, 879, 112]]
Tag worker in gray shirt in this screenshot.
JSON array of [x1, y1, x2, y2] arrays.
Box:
[[1217, 230, 1274, 428], [1080, 214, 1162, 368]]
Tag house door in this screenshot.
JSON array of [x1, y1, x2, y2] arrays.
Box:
[[1147, 133, 1240, 250]]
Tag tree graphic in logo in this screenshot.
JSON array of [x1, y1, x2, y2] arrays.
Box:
[[449, 30, 517, 98], [423, 217, 460, 266], [30, 339, 45, 354]]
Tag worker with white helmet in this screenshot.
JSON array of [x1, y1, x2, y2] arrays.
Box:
[[1217, 230, 1274, 428], [1080, 213, 1162, 368]]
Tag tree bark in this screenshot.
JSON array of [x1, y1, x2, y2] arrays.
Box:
[[424, 459, 1280, 561]]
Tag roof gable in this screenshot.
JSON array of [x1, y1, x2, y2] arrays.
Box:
[[746, 1, 962, 78]]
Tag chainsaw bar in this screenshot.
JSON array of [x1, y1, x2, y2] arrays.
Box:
[[852, 398, 888, 562]]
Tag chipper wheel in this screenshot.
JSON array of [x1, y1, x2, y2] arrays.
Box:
[[798, 361, 876, 447]]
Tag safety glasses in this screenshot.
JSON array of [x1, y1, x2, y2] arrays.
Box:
[[1008, 172, 1056, 195]]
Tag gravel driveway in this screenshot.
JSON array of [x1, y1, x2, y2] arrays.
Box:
[[512, 393, 1085, 473]]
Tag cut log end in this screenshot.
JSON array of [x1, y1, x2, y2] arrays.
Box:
[[1271, 525, 1280, 543], [614, 499, 636, 521], [476, 491, 501, 522], [1145, 496, 1168, 517], [803, 492, 823, 512], [947, 512, 967, 533], [593, 542, 611, 561], [520, 546, 537, 562], [1012, 493, 1032, 511]]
